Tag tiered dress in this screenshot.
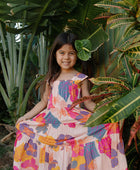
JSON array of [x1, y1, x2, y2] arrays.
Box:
[[13, 72, 128, 170]]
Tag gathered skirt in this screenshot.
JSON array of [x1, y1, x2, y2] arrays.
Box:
[[13, 107, 128, 170]]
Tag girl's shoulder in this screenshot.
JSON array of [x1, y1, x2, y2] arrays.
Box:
[[72, 72, 88, 81]]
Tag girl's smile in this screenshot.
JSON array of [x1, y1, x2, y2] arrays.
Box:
[[56, 44, 77, 72]]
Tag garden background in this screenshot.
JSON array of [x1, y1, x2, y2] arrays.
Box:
[[0, 0, 140, 169]]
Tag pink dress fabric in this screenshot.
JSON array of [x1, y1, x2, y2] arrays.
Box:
[[13, 72, 128, 170]]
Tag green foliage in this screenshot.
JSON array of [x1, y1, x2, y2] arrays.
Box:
[[125, 141, 140, 170], [90, 77, 130, 90], [0, 0, 108, 124], [83, 1, 140, 168], [95, 0, 140, 31], [0, 22, 45, 124], [73, 0, 140, 128], [87, 86, 140, 126], [75, 39, 92, 61]]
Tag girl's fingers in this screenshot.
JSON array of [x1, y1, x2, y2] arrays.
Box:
[[15, 117, 24, 126]]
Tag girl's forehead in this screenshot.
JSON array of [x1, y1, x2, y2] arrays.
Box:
[[58, 44, 75, 51]]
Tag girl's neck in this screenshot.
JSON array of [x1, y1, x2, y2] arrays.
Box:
[[57, 69, 78, 80], [60, 68, 76, 74]]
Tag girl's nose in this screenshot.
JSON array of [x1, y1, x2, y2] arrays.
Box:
[[64, 53, 69, 59]]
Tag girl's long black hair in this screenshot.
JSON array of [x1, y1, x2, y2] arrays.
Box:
[[40, 32, 78, 97], [47, 32, 78, 84]]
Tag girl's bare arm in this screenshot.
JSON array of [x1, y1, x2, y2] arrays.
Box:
[[81, 79, 96, 112], [16, 82, 50, 124]]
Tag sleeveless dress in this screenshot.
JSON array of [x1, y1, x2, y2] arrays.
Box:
[[13, 73, 128, 170]]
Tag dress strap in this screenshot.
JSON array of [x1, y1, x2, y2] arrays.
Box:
[[72, 72, 88, 81]]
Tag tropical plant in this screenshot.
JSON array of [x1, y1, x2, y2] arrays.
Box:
[[76, 0, 140, 131], [0, 0, 77, 124], [0, 22, 44, 124], [0, 0, 109, 124], [71, 0, 140, 168]]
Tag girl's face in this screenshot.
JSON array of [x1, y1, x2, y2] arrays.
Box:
[[56, 44, 77, 72]]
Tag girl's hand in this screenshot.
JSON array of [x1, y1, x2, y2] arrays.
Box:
[[16, 116, 28, 126]]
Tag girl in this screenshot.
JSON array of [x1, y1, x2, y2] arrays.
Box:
[[13, 32, 128, 170]]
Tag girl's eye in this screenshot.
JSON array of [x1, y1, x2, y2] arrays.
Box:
[[59, 51, 64, 54], [69, 52, 76, 55]]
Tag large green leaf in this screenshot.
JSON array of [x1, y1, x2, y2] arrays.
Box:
[[0, 0, 78, 35], [75, 39, 92, 61], [94, 1, 130, 12], [86, 86, 140, 127], [119, 32, 140, 50], [107, 14, 135, 24], [86, 102, 113, 127], [132, 73, 140, 88], [127, 50, 140, 60], [89, 26, 108, 51], [134, 61, 140, 70], [68, 0, 106, 25], [19, 75, 45, 117], [89, 77, 130, 90], [104, 86, 140, 123], [124, 0, 138, 9], [0, 83, 10, 108], [95, 95, 122, 110], [108, 14, 135, 29], [125, 141, 140, 170], [66, 0, 108, 51], [121, 56, 133, 86]]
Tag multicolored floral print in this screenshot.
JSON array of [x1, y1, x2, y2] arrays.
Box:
[[56, 134, 73, 145], [32, 112, 46, 123], [14, 142, 33, 162], [49, 94, 68, 118], [117, 142, 125, 154], [24, 139, 37, 157], [111, 149, 118, 168], [39, 147, 60, 169], [77, 73, 87, 79], [13, 166, 19, 170], [38, 135, 56, 145], [47, 93, 55, 110], [69, 83, 78, 102], [44, 112, 61, 128], [21, 158, 38, 170], [65, 106, 91, 124], [85, 142, 100, 162], [14, 130, 22, 147], [98, 136, 112, 158], [58, 81, 72, 101], [104, 123, 120, 135], [19, 123, 35, 139], [88, 124, 106, 140], [71, 156, 86, 170], [64, 122, 76, 128], [13, 73, 127, 170], [36, 124, 48, 134]]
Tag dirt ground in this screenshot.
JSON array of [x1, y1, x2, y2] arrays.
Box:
[[0, 125, 15, 170]]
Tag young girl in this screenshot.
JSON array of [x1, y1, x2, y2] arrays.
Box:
[[13, 32, 128, 170]]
